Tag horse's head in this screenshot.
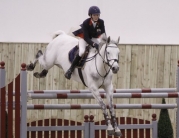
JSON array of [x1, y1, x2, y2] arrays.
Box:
[[101, 36, 120, 74]]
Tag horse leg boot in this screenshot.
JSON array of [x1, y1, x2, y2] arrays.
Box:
[[26, 50, 43, 71], [90, 88, 114, 136], [96, 100, 114, 136], [65, 54, 81, 79], [34, 69, 48, 78], [103, 112, 114, 136], [104, 85, 122, 137], [26, 60, 37, 71], [109, 106, 122, 137]]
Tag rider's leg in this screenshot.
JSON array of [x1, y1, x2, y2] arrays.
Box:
[[64, 38, 87, 79], [64, 54, 81, 79], [78, 38, 87, 57]]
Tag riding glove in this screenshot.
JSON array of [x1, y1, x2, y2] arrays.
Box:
[[93, 43, 99, 50]]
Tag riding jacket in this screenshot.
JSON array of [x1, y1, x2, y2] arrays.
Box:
[[73, 18, 106, 46]]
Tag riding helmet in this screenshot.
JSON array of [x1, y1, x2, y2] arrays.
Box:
[[88, 6, 101, 16]]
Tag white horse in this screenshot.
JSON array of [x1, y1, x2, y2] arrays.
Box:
[[26, 30, 122, 137]]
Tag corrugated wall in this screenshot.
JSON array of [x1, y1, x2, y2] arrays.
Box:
[[0, 43, 178, 137]]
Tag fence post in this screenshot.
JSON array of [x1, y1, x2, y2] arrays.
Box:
[[0, 62, 6, 138], [152, 114, 158, 138], [0, 62, 5, 88], [89, 115, 95, 138], [83, 115, 89, 138], [177, 61, 179, 138], [20, 63, 27, 138]]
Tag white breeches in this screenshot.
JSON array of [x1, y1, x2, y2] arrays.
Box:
[[68, 26, 102, 57], [78, 37, 100, 57], [78, 38, 88, 57]]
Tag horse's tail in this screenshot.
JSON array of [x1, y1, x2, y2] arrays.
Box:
[[52, 30, 65, 39]]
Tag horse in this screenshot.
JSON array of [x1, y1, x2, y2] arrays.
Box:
[[26, 30, 122, 137]]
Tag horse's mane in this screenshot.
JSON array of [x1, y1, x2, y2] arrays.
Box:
[[109, 40, 118, 45], [99, 34, 119, 46], [52, 31, 118, 47]]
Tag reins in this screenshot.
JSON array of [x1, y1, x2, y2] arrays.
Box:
[[84, 43, 119, 88]]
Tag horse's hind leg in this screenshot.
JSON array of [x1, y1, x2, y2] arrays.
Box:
[[33, 69, 48, 78], [33, 50, 56, 78], [26, 50, 43, 71], [27, 50, 48, 78], [26, 60, 37, 71]]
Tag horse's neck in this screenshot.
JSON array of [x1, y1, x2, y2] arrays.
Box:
[[96, 45, 111, 76]]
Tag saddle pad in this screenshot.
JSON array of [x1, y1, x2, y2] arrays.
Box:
[[69, 45, 90, 68]]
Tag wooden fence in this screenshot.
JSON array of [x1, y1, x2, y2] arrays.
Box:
[[0, 43, 178, 137]]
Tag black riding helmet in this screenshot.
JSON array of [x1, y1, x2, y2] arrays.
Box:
[[88, 6, 100, 16]]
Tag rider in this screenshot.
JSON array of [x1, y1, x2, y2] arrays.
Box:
[[65, 6, 106, 79]]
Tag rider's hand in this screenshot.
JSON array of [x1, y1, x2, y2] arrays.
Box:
[[93, 43, 99, 50]]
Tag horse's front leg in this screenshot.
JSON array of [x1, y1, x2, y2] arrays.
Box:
[[104, 84, 122, 137], [89, 86, 114, 136]]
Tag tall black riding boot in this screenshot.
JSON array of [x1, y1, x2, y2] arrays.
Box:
[[65, 54, 81, 79]]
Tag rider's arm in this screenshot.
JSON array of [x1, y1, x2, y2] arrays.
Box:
[[100, 20, 106, 34], [97, 20, 107, 39], [82, 21, 95, 46]]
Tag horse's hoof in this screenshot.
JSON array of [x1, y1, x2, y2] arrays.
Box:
[[107, 129, 115, 136], [33, 72, 41, 78], [114, 130, 122, 137], [26, 63, 34, 71]]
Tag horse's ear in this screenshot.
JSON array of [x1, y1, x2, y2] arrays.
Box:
[[116, 36, 120, 44], [102, 33, 107, 41], [107, 36, 110, 43]]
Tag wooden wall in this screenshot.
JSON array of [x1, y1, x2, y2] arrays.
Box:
[[0, 43, 178, 137]]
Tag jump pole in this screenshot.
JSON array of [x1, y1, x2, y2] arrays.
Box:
[[28, 93, 179, 99], [12, 88, 176, 95], [25, 104, 177, 109]]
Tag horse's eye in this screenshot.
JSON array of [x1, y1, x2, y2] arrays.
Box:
[[107, 52, 109, 54]]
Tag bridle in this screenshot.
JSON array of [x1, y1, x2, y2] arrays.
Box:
[[84, 42, 119, 88], [103, 44, 119, 68], [97, 43, 119, 78]]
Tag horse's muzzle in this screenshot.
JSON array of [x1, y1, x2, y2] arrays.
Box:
[[112, 66, 119, 74]]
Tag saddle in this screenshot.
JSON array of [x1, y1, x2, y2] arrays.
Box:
[[69, 45, 90, 68]]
